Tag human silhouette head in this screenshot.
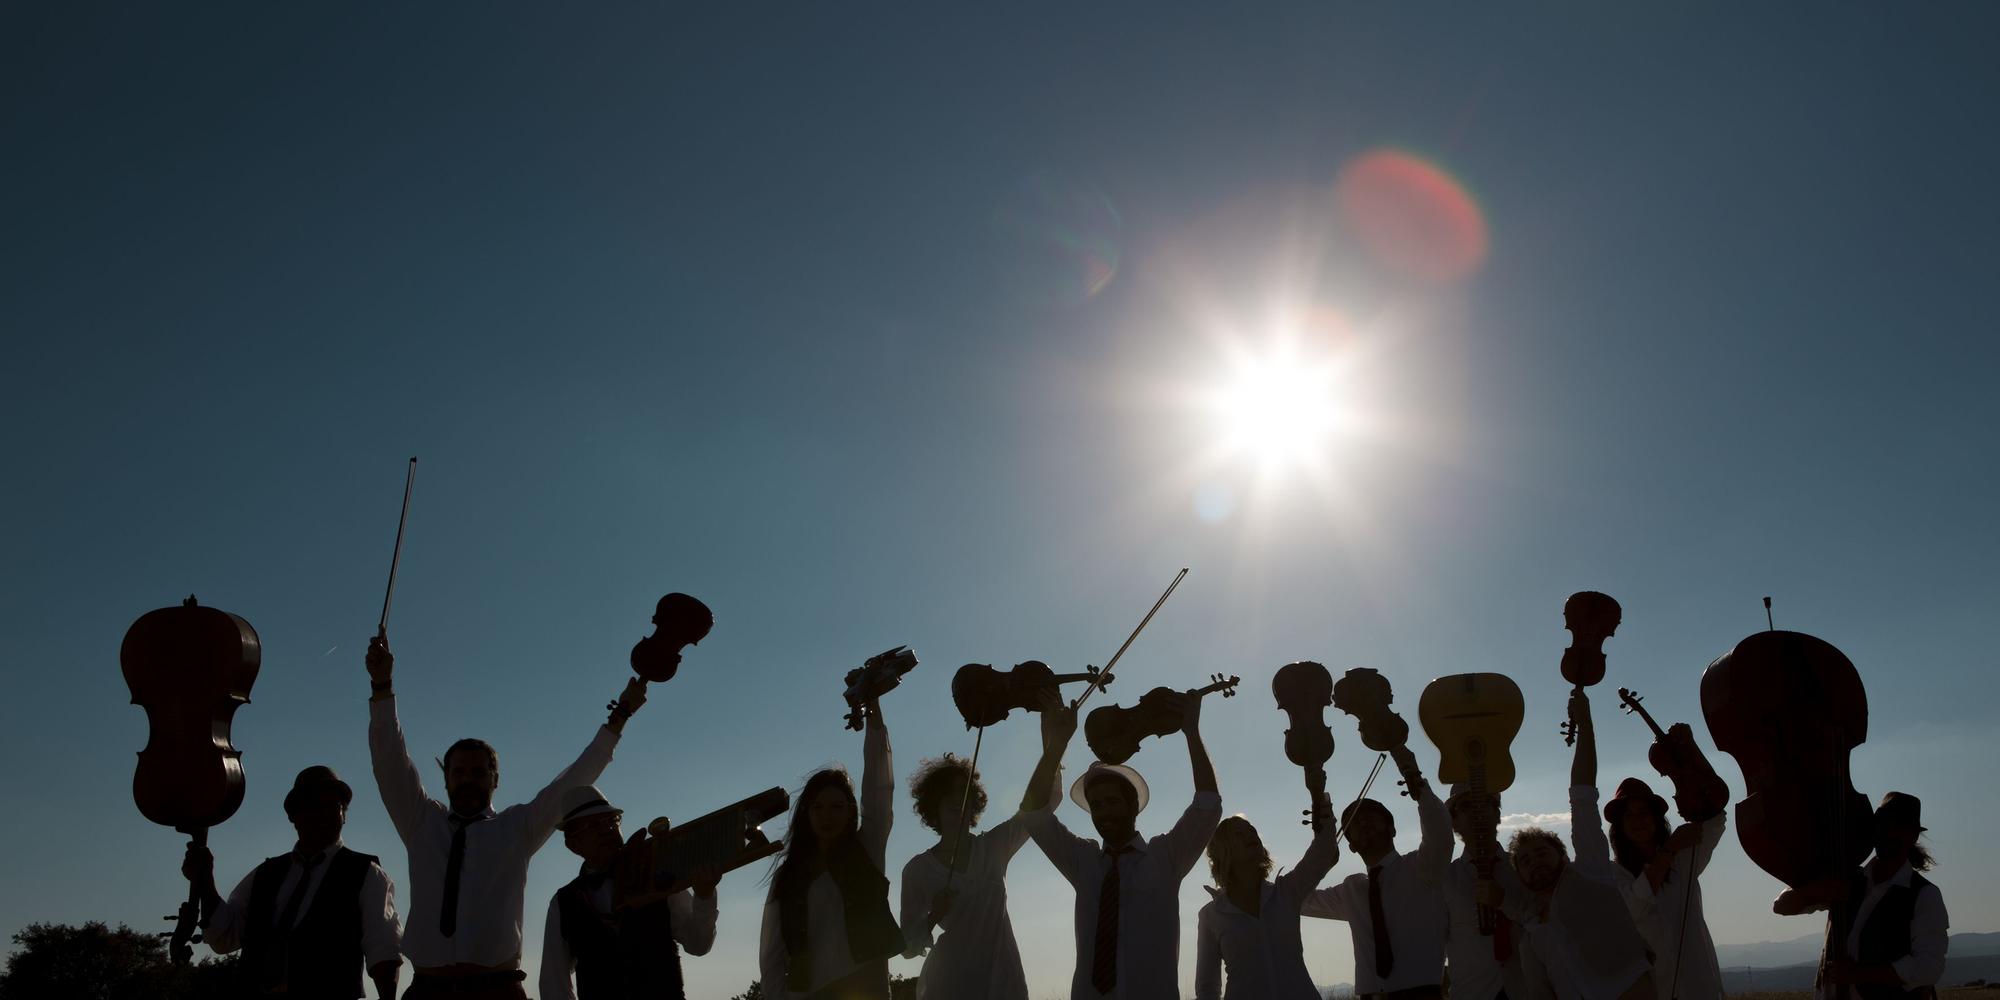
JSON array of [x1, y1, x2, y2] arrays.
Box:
[[283, 766, 352, 851], [1206, 815, 1272, 890], [910, 754, 987, 837], [1509, 826, 1569, 893], [440, 738, 499, 816], [557, 786, 625, 871], [1342, 798, 1397, 861]]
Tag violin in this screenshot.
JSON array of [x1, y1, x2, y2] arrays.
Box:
[[1084, 674, 1240, 765], [842, 645, 918, 730], [1616, 688, 1730, 822], [1560, 591, 1621, 744], [1272, 661, 1335, 815], [629, 593, 714, 683], [1700, 630, 1872, 890], [1333, 667, 1411, 753], [952, 660, 1110, 729], [1419, 672, 1524, 949], [122, 595, 260, 964]]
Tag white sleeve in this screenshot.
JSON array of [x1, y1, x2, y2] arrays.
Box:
[[1690, 811, 1726, 877], [1163, 791, 1226, 879], [671, 889, 718, 957], [1569, 785, 1611, 866], [861, 716, 894, 866], [539, 894, 576, 1000], [520, 726, 620, 852], [758, 898, 790, 997], [1023, 809, 1097, 889], [1301, 881, 1355, 921], [359, 862, 402, 968], [200, 869, 258, 955], [899, 855, 935, 958], [1194, 903, 1223, 1000], [368, 696, 441, 842], [1891, 882, 1950, 988]]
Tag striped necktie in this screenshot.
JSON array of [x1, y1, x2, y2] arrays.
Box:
[[1092, 842, 1135, 994]]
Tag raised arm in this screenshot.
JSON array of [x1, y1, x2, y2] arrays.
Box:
[[860, 696, 894, 865], [1183, 691, 1218, 795], [1276, 790, 1342, 904], [1394, 744, 1453, 884], [365, 635, 439, 839], [519, 722, 622, 850], [1568, 688, 1596, 789], [1021, 690, 1074, 813]]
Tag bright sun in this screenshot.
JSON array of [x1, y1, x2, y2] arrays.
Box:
[[1213, 350, 1343, 471]]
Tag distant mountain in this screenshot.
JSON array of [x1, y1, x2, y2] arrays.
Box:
[[1716, 933, 1824, 970], [1718, 938, 2000, 994]]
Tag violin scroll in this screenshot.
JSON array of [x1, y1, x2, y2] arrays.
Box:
[[843, 645, 918, 730]]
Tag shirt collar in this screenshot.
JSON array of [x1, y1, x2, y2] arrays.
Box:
[[1363, 846, 1403, 870], [1105, 833, 1146, 856], [291, 838, 343, 863], [1874, 861, 1915, 888], [451, 808, 498, 824]]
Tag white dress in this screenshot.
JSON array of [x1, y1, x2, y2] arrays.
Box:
[[1618, 812, 1727, 1000], [898, 811, 1035, 1000]]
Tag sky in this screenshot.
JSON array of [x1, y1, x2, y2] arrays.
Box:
[[4, 4, 1998, 998]]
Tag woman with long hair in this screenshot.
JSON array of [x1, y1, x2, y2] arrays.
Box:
[[1601, 773, 1727, 1000], [758, 695, 901, 1000], [1192, 793, 1340, 1000], [895, 743, 1055, 1000]]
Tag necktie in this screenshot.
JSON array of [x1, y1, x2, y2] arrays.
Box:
[[1092, 844, 1133, 995], [275, 851, 326, 936], [441, 815, 483, 937], [1368, 865, 1395, 979]]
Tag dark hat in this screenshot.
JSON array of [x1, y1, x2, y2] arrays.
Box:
[[1876, 791, 1926, 832], [283, 766, 353, 815], [1603, 777, 1669, 824]]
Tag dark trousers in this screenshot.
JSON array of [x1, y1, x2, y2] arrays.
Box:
[[401, 971, 528, 1000]]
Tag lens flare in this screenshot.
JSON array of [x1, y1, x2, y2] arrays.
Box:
[[1335, 149, 1488, 284], [992, 171, 1122, 307]]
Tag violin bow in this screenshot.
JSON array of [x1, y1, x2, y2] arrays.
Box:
[[377, 457, 417, 637], [1337, 752, 1389, 832], [939, 725, 986, 898], [1070, 567, 1189, 712]]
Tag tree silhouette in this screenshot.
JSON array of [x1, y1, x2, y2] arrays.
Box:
[[0, 922, 239, 1000]]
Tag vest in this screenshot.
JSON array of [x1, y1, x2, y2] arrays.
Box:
[[242, 847, 377, 999], [554, 875, 686, 1000], [775, 831, 903, 993], [1819, 867, 1939, 1000]]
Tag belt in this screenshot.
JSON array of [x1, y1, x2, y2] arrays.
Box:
[[411, 970, 526, 992]]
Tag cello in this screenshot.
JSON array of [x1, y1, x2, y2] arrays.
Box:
[[1419, 672, 1524, 957], [123, 595, 260, 964]]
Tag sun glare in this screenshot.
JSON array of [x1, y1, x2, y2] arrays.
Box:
[[1214, 351, 1343, 472]]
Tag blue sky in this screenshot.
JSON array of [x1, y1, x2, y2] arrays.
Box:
[[4, 4, 1997, 997]]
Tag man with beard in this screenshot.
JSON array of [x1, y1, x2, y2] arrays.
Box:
[[539, 786, 721, 1000], [184, 766, 403, 999], [1022, 690, 1221, 1000], [1508, 690, 1656, 1000], [1301, 743, 1452, 1000], [1441, 785, 1543, 1000], [366, 633, 650, 999], [1775, 791, 1950, 1000]]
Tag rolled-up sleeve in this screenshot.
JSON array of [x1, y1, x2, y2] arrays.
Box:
[[359, 862, 402, 968], [1302, 879, 1354, 921], [1892, 883, 1950, 987], [200, 870, 257, 955], [1164, 791, 1225, 878], [671, 889, 719, 957], [1024, 809, 1094, 888], [539, 895, 575, 1000]]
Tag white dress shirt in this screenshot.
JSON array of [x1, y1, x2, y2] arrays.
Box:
[[1025, 789, 1225, 1000], [1811, 861, 1950, 1000], [368, 695, 619, 970], [1193, 818, 1341, 1000], [203, 837, 403, 974], [1302, 778, 1453, 995], [1443, 852, 1539, 1000], [537, 871, 718, 1000], [1522, 787, 1654, 1000], [1619, 812, 1726, 1000], [898, 809, 1038, 1000], [757, 716, 894, 998]]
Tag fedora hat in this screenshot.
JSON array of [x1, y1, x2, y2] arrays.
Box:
[[1876, 791, 1926, 832], [283, 766, 353, 816], [1069, 762, 1150, 815], [1603, 777, 1669, 824], [556, 785, 623, 831]]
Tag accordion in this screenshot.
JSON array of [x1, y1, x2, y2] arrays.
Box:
[[613, 787, 790, 909]]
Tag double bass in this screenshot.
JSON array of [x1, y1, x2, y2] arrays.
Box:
[[1700, 629, 1872, 891], [123, 595, 260, 964]]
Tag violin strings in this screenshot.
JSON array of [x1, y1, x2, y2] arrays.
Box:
[[941, 725, 985, 895]]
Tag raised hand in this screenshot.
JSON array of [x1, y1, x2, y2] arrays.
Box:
[[690, 862, 723, 899], [366, 633, 394, 688]]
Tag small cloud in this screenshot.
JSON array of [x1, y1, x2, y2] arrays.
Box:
[[1499, 811, 1571, 830]]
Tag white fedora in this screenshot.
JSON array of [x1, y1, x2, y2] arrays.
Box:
[[1069, 762, 1150, 815], [556, 785, 623, 831]]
